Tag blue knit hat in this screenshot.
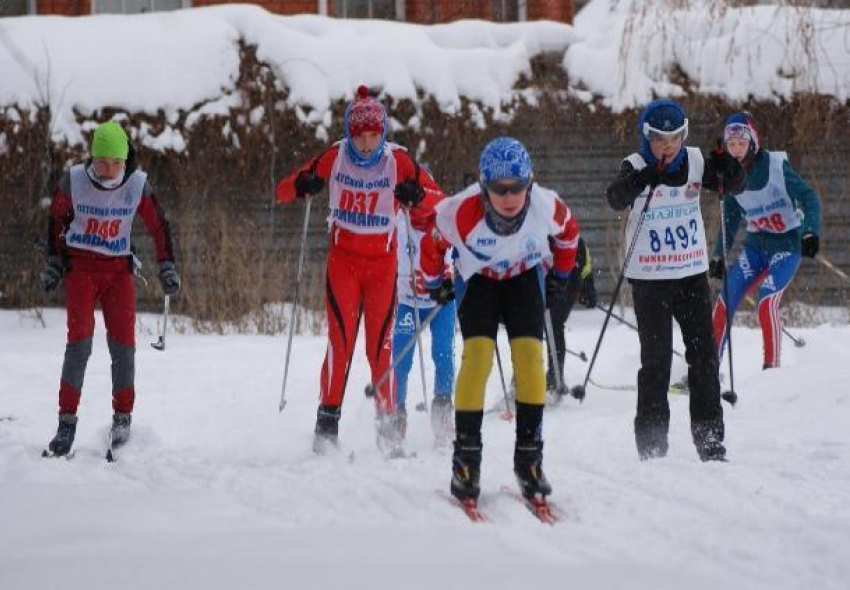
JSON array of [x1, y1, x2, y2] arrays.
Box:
[[638, 99, 688, 172]]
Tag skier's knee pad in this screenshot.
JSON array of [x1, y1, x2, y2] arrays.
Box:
[[510, 337, 546, 405], [61, 337, 93, 391], [455, 337, 495, 411], [107, 338, 136, 392]]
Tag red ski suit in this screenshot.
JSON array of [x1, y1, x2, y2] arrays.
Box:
[[48, 161, 174, 415], [277, 142, 442, 414]]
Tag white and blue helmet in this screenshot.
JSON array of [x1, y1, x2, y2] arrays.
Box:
[[478, 137, 533, 187]]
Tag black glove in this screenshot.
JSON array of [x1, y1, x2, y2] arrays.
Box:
[[801, 233, 819, 258], [39, 256, 64, 292], [294, 171, 324, 197], [427, 278, 455, 305], [634, 164, 661, 190], [158, 261, 181, 296], [708, 257, 725, 280], [578, 275, 597, 309], [544, 272, 571, 309], [394, 179, 425, 207], [708, 148, 738, 178]]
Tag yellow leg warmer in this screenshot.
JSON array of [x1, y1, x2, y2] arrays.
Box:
[[454, 337, 496, 412], [510, 337, 546, 405]]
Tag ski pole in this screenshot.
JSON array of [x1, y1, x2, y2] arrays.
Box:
[[594, 303, 684, 359], [151, 295, 170, 351], [365, 303, 444, 398], [493, 338, 514, 421], [580, 159, 666, 401], [403, 208, 429, 413], [595, 303, 638, 331], [565, 346, 588, 362], [717, 175, 738, 406], [543, 308, 569, 398], [279, 196, 312, 411], [815, 254, 849, 283]]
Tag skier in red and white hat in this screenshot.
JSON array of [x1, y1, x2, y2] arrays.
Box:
[[276, 85, 443, 456]]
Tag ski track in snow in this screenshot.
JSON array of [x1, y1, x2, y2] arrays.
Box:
[[1, 308, 848, 589]]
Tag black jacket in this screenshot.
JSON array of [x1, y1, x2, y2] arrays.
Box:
[[606, 149, 747, 211]]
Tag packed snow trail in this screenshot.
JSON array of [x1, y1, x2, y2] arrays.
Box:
[[1, 309, 848, 590]]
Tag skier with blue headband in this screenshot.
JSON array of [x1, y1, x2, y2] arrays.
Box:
[[276, 85, 443, 457]]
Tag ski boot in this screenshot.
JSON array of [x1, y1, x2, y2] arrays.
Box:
[[514, 438, 552, 501], [450, 433, 482, 501], [693, 422, 727, 462], [375, 406, 406, 458], [110, 413, 132, 448], [697, 437, 727, 462], [313, 405, 341, 454], [430, 396, 454, 444], [48, 414, 78, 456]]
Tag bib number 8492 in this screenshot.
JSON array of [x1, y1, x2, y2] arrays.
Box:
[[649, 220, 698, 253]]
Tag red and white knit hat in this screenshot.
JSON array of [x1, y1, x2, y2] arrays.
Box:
[[346, 85, 386, 137]]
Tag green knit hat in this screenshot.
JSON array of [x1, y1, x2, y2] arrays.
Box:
[[91, 121, 129, 160]]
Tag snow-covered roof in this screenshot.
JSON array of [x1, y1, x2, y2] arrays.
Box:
[[0, 1, 847, 149]]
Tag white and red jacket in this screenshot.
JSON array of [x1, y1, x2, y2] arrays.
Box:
[[420, 183, 579, 284], [276, 140, 443, 257], [396, 209, 454, 309]]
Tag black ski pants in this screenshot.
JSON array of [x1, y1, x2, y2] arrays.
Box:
[[630, 273, 724, 449]]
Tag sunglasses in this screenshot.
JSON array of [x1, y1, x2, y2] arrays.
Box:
[[643, 120, 689, 142], [723, 123, 753, 142], [486, 181, 530, 196]]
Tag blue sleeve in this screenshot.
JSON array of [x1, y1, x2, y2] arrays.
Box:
[[782, 160, 821, 236], [712, 195, 743, 259]]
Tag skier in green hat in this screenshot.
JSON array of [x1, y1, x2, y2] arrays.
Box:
[[39, 120, 181, 457]]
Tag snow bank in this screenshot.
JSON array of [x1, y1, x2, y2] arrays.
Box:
[[0, 5, 575, 147], [566, 0, 850, 111], [0, 1, 847, 151]]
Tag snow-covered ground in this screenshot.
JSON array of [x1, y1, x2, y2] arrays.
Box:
[[1, 307, 848, 589]]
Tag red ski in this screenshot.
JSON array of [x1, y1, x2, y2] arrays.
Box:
[[523, 495, 559, 525], [500, 486, 559, 524], [435, 490, 488, 523]]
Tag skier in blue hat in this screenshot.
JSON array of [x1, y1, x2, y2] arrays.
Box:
[[606, 99, 747, 462], [420, 137, 581, 509]]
